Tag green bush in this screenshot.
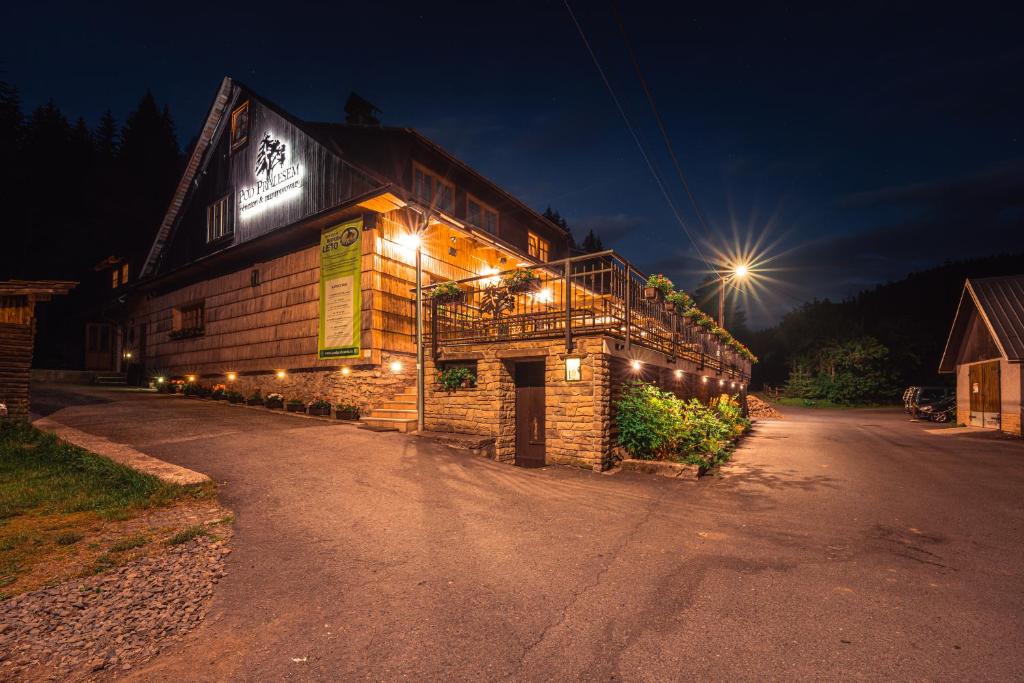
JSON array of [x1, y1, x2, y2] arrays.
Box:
[[614, 382, 682, 459], [614, 382, 744, 468], [437, 367, 476, 391]]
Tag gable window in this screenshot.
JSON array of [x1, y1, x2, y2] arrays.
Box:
[[230, 101, 250, 151], [412, 163, 453, 213], [528, 231, 550, 262], [110, 262, 129, 289], [120, 263, 129, 286], [467, 195, 498, 235], [206, 195, 231, 242]]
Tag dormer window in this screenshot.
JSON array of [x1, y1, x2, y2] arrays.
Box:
[[206, 195, 231, 242], [467, 195, 498, 235], [412, 163, 453, 213], [111, 262, 129, 289]]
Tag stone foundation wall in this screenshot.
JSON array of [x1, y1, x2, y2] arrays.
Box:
[[425, 335, 749, 472], [193, 351, 415, 413]]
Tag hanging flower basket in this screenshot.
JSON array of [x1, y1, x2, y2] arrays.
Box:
[[642, 286, 662, 301], [504, 268, 542, 294], [430, 282, 465, 305]]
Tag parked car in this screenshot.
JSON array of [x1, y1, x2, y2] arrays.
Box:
[[909, 386, 954, 419], [918, 395, 956, 423]]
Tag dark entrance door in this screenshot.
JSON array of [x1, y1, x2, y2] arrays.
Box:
[[514, 361, 546, 467]]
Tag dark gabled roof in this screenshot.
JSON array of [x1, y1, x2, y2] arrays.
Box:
[[303, 123, 572, 237], [939, 274, 1024, 371]]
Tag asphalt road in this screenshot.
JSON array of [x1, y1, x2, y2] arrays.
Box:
[[30, 386, 1024, 681]]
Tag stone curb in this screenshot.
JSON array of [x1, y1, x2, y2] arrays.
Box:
[[32, 417, 212, 487], [170, 394, 358, 426], [617, 459, 703, 479]]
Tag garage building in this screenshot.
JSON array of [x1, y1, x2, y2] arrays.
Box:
[[939, 275, 1024, 436]]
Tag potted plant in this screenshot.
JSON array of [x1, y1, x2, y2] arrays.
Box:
[[182, 381, 199, 397], [665, 290, 693, 314], [503, 268, 542, 294], [644, 274, 673, 300], [336, 403, 361, 420], [437, 366, 477, 391], [194, 384, 212, 399], [226, 390, 245, 404], [246, 389, 263, 406], [307, 398, 331, 416], [265, 392, 284, 409], [210, 383, 227, 400], [430, 281, 465, 305], [286, 398, 305, 413]]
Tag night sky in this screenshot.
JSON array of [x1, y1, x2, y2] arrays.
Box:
[[5, 1, 1022, 327]]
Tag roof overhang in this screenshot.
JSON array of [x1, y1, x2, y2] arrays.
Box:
[[938, 280, 1009, 373]]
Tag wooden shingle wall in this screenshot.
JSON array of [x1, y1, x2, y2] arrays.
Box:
[[0, 296, 34, 420]]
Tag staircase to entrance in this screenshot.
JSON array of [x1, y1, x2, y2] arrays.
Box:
[[360, 384, 418, 432]]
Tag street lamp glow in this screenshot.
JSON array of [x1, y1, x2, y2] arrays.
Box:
[[630, 360, 642, 371], [733, 264, 749, 278], [398, 232, 422, 250]]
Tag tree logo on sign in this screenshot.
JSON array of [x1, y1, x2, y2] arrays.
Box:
[[255, 132, 287, 180]]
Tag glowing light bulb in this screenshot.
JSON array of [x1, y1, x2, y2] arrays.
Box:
[[227, 372, 237, 382], [341, 367, 351, 376], [276, 370, 287, 380], [630, 360, 642, 371], [389, 360, 403, 373]]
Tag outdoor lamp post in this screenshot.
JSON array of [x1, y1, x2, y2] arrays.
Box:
[[717, 263, 749, 327], [399, 229, 425, 432]]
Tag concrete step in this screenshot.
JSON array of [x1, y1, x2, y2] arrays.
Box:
[[368, 408, 417, 419], [94, 374, 127, 386], [359, 416, 418, 433], [393, 392, 417, 402], [380, 400, 415, 410]]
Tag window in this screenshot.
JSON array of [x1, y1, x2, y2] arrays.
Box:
[[111, 268, 119, 289], [120, 263, 129, 286], [174, 302, 205, 333], [528, 231, 550, 262], [467, 195, 498, 235], [412, 163, 454, 213], [230, 101, 250, 151], [206, 196, 231, 242]]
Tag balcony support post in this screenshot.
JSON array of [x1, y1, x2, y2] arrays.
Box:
[[624, 264, 632, 352], [564, 260, 574, 352]]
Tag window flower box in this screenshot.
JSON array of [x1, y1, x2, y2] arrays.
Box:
[[168, 327, 205, 341]]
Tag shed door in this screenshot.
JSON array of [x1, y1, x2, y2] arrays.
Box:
[[514, 361, 546, 467], [968, 361, 1000, 428]]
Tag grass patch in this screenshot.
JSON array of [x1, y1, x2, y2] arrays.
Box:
[[0, 422, 189, 521], [167, 525, 211, 546], [109, 533, 149, 552], [0, 421, 215, 597], [769, 396, 898, 409]]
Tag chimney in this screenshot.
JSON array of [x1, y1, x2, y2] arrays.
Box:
[[344, 92, 382, 126]]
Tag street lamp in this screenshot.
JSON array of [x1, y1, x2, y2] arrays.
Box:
[[399, 228, 426, 433], [718, 263, 750, 328]]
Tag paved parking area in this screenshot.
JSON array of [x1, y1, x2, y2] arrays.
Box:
[[30, 385, 1024, 680]]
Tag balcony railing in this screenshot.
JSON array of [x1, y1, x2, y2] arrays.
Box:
[[423, 250, 750, 380]]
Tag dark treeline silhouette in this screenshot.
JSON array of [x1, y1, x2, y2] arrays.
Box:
[[542, 206, 604, 254], [748, 252, 1024, 395], [0, 77, 183, 368]]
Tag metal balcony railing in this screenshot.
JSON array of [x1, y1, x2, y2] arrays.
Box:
[[423, 250, 751, 380]]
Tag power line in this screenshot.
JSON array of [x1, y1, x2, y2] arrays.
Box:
[[562, 0, 717, 276], [610, 2, 715, 243]]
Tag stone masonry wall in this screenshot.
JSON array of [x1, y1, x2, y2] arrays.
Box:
[[194, 351, 415, 414], [424, 337, 609, 471]]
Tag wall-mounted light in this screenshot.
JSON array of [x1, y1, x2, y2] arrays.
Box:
[[186, 375, 197, 383], [730, 381, 736, 388], [565, 357, 581, 382], [535, 288, 554, 304], [739, 383, 745, 390], [156, 377, 165, 384], [276, 370, 287, 380], [227, 372, 237, 382], [630, 360, 642, 372], [341, 367, 351, 376], [674, 369, 683, 379], [701, 376, 708, 383], [389, 360, 403, 373], [123, 351, 132, 360], [719, 379, 725, 386]]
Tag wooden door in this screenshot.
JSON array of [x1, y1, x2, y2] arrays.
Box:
[[514, 361, 546, 467], [968, 361, 1001, 428]]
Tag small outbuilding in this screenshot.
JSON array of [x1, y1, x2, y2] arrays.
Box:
[[939, 275, 1024, 436]]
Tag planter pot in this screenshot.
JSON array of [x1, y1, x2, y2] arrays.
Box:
[[663, 301, 676, 313], [286, 403, 305, 413], [212, 395, 227, 401], [227, 396, 244, 404], [642, 286, 663, 301], [307, 406, 330, 417], [245, 398, 263, 406], [432, 292, 465, 305], [265, 400, 283, 410], [336, 408, 360, 421]]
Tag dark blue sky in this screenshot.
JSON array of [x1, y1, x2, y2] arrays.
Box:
[[5, 1, 1022, 326]]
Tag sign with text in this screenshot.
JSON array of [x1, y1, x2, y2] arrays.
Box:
[[318, 219, 362, 359]]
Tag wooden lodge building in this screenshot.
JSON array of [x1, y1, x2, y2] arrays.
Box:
[[119, 77, 752, 470], [939, 275, 1024, 437]]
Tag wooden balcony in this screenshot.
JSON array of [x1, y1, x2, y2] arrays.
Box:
[[423, 251, 752, 380]]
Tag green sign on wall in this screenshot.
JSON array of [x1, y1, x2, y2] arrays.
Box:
[[318, 218, 362, 359]]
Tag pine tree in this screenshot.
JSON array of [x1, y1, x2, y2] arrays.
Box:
[[94, 109, 119, 161], [580, 229, 604, 253]]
